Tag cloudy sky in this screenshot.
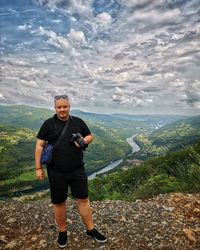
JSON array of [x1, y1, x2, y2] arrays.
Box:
[[0, 0, 200, 115]]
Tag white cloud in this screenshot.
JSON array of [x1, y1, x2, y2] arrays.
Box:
[[36, 26, 70, 49], [169, 79, 186, 88], [20, 80, 39, 87], [96, 12, 112, 28], [1, 0, 200, 115], [18, 24, 32, 30], [118, 0, 152, 8], [51, 19, 62, 24], [0, 93, 6, 100], [67, 30, 86, 44], [133, 8, 181, 25]]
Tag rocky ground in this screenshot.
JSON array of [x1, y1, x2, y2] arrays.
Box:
[[0, 193, 199, 250]]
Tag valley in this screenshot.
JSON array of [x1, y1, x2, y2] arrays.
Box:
[[0, 105, 199, 200]]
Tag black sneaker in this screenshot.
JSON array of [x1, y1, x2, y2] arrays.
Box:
[[86, 228, 107, 243], [57, 231, 67, 248]]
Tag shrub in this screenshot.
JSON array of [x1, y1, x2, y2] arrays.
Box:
[[133, 174, 180, 199]]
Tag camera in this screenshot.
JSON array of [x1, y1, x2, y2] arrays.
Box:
[[70, 132, 88, 150]]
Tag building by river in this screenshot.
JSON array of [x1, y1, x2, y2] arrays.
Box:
[[126, 159, 143, 166]]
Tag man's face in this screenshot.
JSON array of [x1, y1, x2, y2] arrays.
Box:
[[54, 98, 70, 120]]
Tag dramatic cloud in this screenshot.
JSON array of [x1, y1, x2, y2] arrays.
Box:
[[0, 0, 200, 115]]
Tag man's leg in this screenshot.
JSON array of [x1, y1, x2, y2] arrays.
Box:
[[72, 168, 107, 243], [53, 201, 67, 232], [77, 198, 107, 243], [54, 202, 68, 248], [77, 198, 94, 230]]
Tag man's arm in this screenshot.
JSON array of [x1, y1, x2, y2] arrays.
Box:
[[35, 139, 46, 180], [74, 133, 93, 148], [84, 134, 94, 145]]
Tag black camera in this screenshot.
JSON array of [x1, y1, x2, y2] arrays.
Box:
[[70, 132, 88, 150]]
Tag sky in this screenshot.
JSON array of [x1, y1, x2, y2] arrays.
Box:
[[0, 0, 200, 115]]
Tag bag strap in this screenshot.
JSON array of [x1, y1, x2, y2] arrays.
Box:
[[52, 117, 70, 151]]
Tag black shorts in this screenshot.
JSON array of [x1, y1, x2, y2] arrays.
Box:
[[47, 167, 88, 204]]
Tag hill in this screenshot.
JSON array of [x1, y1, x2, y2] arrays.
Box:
[[0, 124, 35, 180], [0, 105, 54, 131], [71, 109, 188, 130], [134, 115, 200, 159], [87, 116, 200, 202], [0, 193, 199, 249], [89, 141, 200, 201], [0, 105, 187, 131]]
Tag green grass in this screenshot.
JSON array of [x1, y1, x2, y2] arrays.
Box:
[[0, 170, 36, 186], [0, 169, 49, 198]]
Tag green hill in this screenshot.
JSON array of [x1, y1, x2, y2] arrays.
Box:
[[134, 115, 200, 159], [89, 140, 200, 201], [0, 124, 36, 180], [0, 105, 53, 130], [88, 115, 200, 201]]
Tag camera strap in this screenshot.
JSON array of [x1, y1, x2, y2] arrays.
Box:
[[51, 118, 70, 151]]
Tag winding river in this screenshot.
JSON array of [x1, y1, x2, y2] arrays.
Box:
[[88, 134, 140, 180]]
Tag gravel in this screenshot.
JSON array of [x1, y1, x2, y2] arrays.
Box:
[[0, 193, 199, 250]]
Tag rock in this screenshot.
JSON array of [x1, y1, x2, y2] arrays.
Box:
[[193, 208, 200, 215], [67, 218, 73, 224], [163, 206, 174, 212], [0, 235, 8, 243], [7, 218, 16, 223], [182, 228, 196, 242], [31, 236, 38, 241], [5, 240, 17, 249], [39, 239, 47, 248], [35, 214, 39, 219], [120, 215, 126, 222], [37, 225, 43, 233]]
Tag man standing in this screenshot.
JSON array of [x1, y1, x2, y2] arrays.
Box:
[[35, 95, 107, 248]]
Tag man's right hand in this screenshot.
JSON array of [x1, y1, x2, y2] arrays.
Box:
[[36, 169, 45, 181]]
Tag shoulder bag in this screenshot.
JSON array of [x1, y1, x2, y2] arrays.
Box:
[[40, 118, 70, 165]]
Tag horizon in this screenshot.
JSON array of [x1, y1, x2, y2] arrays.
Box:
[[0, 103, 197, 117]]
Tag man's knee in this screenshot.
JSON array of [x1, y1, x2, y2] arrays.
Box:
[[77, 198, 90, 205], [53, 201, 66, 208]]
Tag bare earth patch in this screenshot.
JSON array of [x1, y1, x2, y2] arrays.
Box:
[[0, 193, 199, 250]]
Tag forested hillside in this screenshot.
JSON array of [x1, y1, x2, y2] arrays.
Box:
[[89, 141, 200, 201], [89, 115, 200, 201], [134, 115, 200, 159], [0, 124, 35, 180], [0, 105, 53, 130]]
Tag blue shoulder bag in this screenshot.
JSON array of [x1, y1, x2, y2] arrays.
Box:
[[40, 118, 70, 165]]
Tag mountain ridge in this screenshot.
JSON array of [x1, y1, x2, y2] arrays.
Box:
[[0, 104, 189, 130]]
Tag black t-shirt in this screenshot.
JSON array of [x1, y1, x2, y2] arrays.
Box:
[[37, 114, 91, 171]]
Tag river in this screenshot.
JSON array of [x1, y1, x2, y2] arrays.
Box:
[[126, 134, 140, 154], [88, 134, 140, 180]]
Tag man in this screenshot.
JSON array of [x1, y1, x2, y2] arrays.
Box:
[[35, 95, 107, 248]]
